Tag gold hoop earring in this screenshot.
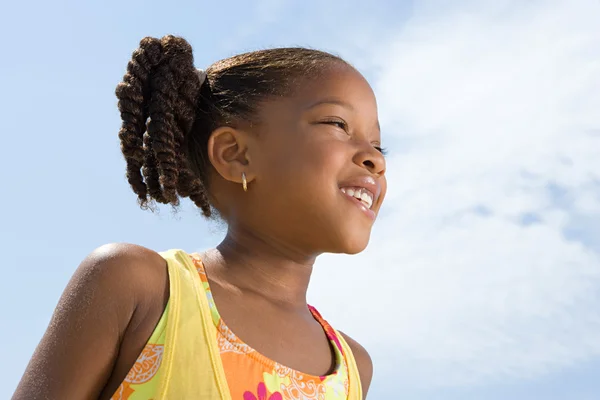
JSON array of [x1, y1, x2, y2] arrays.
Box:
[[242, 172, 248, 192]]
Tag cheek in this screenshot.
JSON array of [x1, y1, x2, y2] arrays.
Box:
[[260, 129, 348, 184], [282, 140, 348, 188], [254, 140, 351, 226]]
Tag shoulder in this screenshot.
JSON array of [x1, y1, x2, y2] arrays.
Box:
[[86, 242, 166, 271], [80, 242, 169, 308], [64, 243, 171, 342], [12, 243, 169, 399], [62, 242, 170, 339], [339, 331, 373, 398], [81, 243, 167, 284]]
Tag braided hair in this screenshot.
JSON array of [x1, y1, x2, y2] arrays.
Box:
[[116, 35, 346, 217]]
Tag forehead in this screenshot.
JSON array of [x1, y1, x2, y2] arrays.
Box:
[[252, 63, 380, 134], [293, 64, 378, 112]]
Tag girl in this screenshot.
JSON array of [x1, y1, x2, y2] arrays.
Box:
[[14, 35, 386, 400]]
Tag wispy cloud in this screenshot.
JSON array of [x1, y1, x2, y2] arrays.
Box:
[[310, 0, 600, 388]]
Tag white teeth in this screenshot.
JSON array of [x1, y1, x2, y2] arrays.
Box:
[[361, 192, 373, 208], [340, 187, 374, 209]]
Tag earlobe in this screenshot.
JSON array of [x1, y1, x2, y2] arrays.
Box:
[[207, 126, 254, 186]]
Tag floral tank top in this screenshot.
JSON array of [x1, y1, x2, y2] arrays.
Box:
[[111, 253, 350, 400]]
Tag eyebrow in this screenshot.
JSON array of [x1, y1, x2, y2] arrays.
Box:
[[305, 98, 355, 111]]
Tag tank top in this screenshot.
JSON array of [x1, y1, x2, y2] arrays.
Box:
[[111, 250, 363, 399]]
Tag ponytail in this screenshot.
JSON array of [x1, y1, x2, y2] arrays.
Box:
[[115, 35, 210, 215]]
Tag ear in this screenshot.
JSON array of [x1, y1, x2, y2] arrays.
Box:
[[207, 126, 254, 185]]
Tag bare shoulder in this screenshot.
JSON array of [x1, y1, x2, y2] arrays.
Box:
[[13, 242, 169, 400], [85, 242, 167, 282], [75, 242, 169, 309], [87, 242, 166, 272], [339, 331, 374, 398]]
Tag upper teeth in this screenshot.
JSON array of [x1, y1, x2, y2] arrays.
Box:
[[341, 187, 374, 209]]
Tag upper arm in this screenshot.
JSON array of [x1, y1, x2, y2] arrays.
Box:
[[339, 331, 374, 399], [12, 243, 167, 400]]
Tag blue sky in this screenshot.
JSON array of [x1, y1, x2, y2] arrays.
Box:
[[2, 0, 600, 398]]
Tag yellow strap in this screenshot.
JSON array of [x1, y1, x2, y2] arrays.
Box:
[[336, 330, 364, 400], [156, 249, 232, 400]]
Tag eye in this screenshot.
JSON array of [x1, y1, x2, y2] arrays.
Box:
[[375, 146, 387, 156], [321, 118, 349, 132]]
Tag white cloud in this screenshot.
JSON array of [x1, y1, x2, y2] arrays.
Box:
[[309, 0, 600, 387]]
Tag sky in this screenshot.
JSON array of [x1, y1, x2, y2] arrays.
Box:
[[1, 0, 599, 398]]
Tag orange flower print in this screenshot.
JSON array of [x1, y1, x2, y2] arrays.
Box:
[[111, 344, 164, 400], [243, 382, 283, 400]]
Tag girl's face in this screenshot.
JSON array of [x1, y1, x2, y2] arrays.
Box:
[[230, 64, 386, 255]]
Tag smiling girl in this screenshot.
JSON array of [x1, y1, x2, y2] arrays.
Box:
[[14, 35, 386, 400]]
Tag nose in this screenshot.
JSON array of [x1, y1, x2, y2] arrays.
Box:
[[353, 142, 386, 176]]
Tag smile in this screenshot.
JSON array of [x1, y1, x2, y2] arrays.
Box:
[[340, 187, 374, 209], [340, 187, 376, 220], [338, 175, 381, 220]]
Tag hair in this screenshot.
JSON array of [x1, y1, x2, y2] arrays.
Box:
[[115, 35, 347, 217]]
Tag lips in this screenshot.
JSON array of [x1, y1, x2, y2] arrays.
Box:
[[339, 175, 381, 209], [338, 175, 382, 220], [340, 187, 373, 209]]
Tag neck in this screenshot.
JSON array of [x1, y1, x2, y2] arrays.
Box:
[[205, 225, 318, 308]]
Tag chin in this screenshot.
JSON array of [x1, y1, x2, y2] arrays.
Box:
[[344, 241, 370, 255], [328, 231, 371, 255]]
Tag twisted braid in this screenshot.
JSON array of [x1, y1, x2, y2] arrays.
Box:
[[116, 35, 210, 215], [116, 37, 161, 202]]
